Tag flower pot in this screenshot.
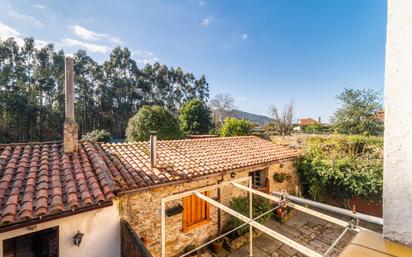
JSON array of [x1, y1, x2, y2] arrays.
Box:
[[211, 240, 223, 253]]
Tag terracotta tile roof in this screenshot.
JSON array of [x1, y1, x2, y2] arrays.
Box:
[[298, 118, 319, 126], [101, 136, 299, 192], [0, 136, 298, 227], [0, 142, 115, 226]]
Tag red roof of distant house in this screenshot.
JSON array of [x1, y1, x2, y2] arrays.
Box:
[[0, 136, 299, 228], [298, 118, 319, 126], [375, 111, 384, 122]]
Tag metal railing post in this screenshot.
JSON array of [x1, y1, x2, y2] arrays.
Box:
[[249, 176, 253, 257]]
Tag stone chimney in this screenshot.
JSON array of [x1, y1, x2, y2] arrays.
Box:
[[150, 131, 157, 169], [63, 57, 78, 153]]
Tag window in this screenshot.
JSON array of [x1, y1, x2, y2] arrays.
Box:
[[182, 192, 210, 232], [3, 226, 59, 257], [249, 170, 263, 188]]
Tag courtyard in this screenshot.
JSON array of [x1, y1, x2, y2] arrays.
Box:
[[204, 208, 379, 257]]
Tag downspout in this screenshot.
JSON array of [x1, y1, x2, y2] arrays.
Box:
[[217, 173, 224, 235]]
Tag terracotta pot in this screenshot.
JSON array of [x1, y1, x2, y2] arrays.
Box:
[[211, 240, 223, 253]]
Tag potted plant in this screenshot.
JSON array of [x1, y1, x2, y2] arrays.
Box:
[[182, 244, 197, 257], [211, 238, 223, 253], [273, 172, 288, 183], [273, 205, 295, 223]]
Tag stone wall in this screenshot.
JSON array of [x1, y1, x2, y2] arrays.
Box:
[[121, 220, 153, 257], [119, 160, 298, 257]]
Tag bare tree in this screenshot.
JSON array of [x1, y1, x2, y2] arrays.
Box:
[[268, 101, 295, 135], [210, 94, 234, 125]]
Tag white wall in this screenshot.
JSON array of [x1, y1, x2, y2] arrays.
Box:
[[384, 0, 412, 246], [0, 203, 120, 257]]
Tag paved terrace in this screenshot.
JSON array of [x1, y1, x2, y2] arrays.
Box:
[[207, 207, 382, 257], [228, 211, 355, 257]]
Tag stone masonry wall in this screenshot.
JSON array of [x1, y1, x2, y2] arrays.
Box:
[[119, 160, 298, 257], [121, 220, 153, 257]]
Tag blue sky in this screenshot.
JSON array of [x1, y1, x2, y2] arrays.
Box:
[[0, 0, 387, 121]]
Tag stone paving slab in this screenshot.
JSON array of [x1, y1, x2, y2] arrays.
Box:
[[223, 211, 357, 257]]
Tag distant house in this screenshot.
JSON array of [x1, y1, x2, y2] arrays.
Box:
[[0, 57, 301, 257], [298, 118, 320, 126], [293, 117, 321, 131], [375, 110, 384, 122]]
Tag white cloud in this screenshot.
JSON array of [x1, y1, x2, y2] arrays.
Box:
[[132, 50, 159, 66], [235, 96, 247, 101], [0, 22, 21, 39], [9, 10, 43, 27], [240, 33, 248, 40], [34, 39, 49, 49], [71, 25, 122, 44], [199, 0, 205, 6], [61, 38, 111, 53], [0, 22, 48, 48], [202, 16, 214, 26], [34, 4, 47, 10]]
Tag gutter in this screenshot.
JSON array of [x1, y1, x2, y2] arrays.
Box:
[[0, 201, 113, 233]]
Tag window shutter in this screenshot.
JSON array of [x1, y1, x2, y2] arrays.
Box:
[[182, 191, 210, 232]]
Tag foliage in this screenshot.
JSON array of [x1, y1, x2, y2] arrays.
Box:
[[228, 195, 272, 237], [0, 37, 209, 143], [303, 124, 332, 134], [296, 135, 383, 202], [330, 88, 384, 136], [220, 118, 252, 137], [81, 129, 112, 143], [126, 105, 181, 141], [179, 99, 212, 134], [273, 172, 288, 183], [268, 101, 295, 135]]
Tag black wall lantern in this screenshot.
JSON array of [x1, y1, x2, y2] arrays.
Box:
[[73, 231, 84, 247]]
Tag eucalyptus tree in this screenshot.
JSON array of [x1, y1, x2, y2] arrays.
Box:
[[102, 47, 142, 137], [74, 50, 101, 135], [0, 37, 210, 142]]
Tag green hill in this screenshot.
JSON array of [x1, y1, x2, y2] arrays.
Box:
[[223, 109, 272, 124]]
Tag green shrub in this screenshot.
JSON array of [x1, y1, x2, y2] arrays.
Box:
[[303, 124, 331, 134], [179, 99, 212, 135], [81, 129, 112, 143], [126, 105, 182, 141], [296, 135, 383, 202], [220, 118, 252, 137], [228, 195, 272, 237]]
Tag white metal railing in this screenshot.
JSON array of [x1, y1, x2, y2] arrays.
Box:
[[160, 176, 378, 257], [272, 192, 383, 225]]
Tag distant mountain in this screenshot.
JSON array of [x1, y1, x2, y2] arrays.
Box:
[[223, 109, 273, 124]]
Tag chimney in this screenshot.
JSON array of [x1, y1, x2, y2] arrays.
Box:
[[318, 116, 321, 124], [63, 57, 78, 153], [150, 131, 157, 169]]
